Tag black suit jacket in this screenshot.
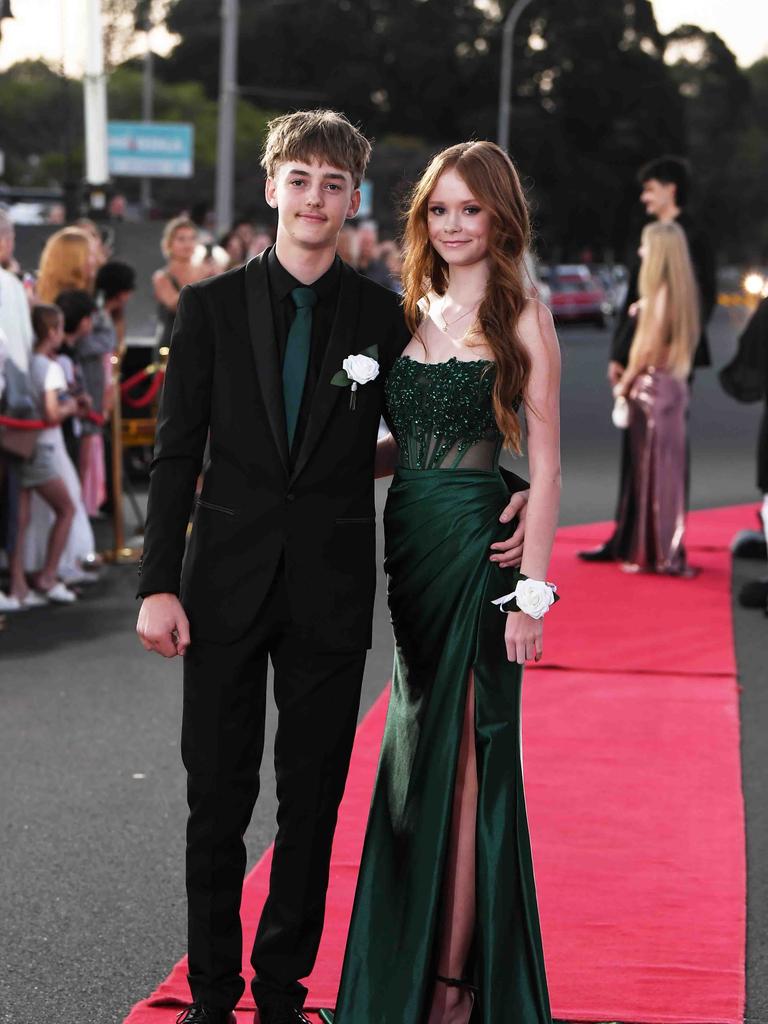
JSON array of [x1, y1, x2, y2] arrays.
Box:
[[611, 211, 717, 369], [139, 253, 413, 649], [719, 296, 768, 404]]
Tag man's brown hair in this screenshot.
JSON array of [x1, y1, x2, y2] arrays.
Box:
[[261, 109, 372, 188]]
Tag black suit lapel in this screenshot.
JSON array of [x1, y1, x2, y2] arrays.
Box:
[[244, 252, 290, 475], [291, 263, 362, 483]]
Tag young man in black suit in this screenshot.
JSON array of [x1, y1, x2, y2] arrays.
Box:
[[580, 155, 717, 562], [136, 110, 529, 1024]]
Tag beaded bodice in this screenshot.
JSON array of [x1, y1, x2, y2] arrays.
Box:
[[385, 355, 507, 471]]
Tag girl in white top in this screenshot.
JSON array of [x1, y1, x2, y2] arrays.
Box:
[[7, 304, 87, 606]]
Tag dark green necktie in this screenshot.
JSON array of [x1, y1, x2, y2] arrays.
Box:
[[282, 286, 317, 449]]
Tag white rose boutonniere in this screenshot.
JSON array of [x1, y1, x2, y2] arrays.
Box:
[[331, 344, 379, 409]]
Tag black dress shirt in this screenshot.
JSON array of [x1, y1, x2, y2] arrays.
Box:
[[267, 246, 341, 459]]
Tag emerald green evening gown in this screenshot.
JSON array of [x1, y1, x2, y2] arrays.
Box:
[[332, 356, 551, 1023]]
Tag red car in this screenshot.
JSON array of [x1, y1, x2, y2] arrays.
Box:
[[541, 264, 610, 328]]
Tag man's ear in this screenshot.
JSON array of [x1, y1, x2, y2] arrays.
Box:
[[265, 176, 278, 210], [346, 188, 362, 220]]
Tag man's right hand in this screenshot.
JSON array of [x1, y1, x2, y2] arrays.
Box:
[[607, 360, 624, 387], [136, 593, 191, 658]]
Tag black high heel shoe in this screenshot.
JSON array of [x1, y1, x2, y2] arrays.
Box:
[[435, 976, 478, 1023]]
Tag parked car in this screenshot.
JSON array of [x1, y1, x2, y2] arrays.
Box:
[[540, 264, 611, 327], [594, 264, 629, 318]]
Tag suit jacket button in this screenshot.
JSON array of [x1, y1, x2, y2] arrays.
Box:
[[286, 492, 295, 502]]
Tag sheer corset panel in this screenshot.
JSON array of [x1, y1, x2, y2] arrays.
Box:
[[385, 355, 510, 472]]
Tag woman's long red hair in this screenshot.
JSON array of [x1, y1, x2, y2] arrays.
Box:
[[401, 141, 532, 452]]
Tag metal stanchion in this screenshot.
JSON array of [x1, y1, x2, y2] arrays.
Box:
[[102, 321, 144, 564]]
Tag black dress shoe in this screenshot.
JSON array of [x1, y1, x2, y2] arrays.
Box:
[[731, 530, 768, 560], [256, 1003, 311, 1024], [577, 543, 616, 563], [738, 577, 768, 609], [176, 1004, 236, 1024]]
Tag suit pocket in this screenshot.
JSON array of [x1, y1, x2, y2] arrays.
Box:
[[196, 498, 238, 516], [335, 516, 376, 524]]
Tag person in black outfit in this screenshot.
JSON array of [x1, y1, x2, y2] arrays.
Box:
[[135, 110, 530, 1024], [720, 295, 768, 609], [580, 155, 717, 562]]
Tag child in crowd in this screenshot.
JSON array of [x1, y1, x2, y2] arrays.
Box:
[[22, 292, 99, 589], [7, 305, 86, 607], [63, 268, 123, 515]]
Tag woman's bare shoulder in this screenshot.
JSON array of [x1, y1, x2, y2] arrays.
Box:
[[518, 297, 557, 351]]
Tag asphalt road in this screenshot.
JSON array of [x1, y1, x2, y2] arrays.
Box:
[[1, 308, 765, 1024]]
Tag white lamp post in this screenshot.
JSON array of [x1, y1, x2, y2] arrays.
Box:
[[497, 0, 535, 152]]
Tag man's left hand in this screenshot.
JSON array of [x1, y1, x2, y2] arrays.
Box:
[[490, 489, 529, 568]]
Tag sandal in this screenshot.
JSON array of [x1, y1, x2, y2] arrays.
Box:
[[435, 975, 478, 1023]]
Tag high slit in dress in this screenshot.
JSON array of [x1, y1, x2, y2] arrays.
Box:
[[332, 355, 551, 1024]]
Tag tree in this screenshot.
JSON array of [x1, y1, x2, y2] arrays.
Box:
[[0, 61, 81, 186], [0, 60, 273, 217], [160, 0, 495, 139], [157, 0, 691, 256], [492, 0, 685, 257], [664, 26, 753, 259]]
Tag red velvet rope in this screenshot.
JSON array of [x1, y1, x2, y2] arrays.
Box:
[[119, 363, 164, 409], [0, 410, 105, 429], [120, 365, 155, 392], [0, 366, 158, 430], [0, 415, 47, 429], [122, 370, 163, 409]]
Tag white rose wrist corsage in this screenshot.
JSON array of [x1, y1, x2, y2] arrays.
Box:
[[331, 345, 379, 409], [491, 574, 559, 619]]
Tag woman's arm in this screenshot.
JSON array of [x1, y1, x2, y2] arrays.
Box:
[[502, 301, 561, 664], [42, 388, 77, 424], [153, 269, 181, 313], [617, 287, 668, 395], [375, 431, 399, 479], [518, 301, 562, 581]]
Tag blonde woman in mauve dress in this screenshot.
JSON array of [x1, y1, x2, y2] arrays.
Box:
[[613, 220, 700, 575]]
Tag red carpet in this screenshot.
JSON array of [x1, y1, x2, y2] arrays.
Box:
[[125, 506, 750, 1024]]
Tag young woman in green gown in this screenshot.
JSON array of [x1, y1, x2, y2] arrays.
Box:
[[327, 141, 562, 1024]]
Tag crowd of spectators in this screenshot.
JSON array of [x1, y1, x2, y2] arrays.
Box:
[[0, 208, 135, 612]]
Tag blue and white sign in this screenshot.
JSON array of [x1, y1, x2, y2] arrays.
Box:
[[107, 122, 194, 179], [358, 180, 374, 219]]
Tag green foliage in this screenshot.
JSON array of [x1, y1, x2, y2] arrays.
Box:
[[0, 60, 273, 210], [2, 0, 766, 259], [0, 61, 83, 185], [663, 27, 762, 260]]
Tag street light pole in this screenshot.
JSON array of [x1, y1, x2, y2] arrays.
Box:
[[140, 21, 154, 216], [83, 0, 109, 212], [215, 0, 239, 233], [497, 0, 535, 152]]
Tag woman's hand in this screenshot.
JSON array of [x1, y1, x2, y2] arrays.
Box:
[[504, 611, 543, 664]]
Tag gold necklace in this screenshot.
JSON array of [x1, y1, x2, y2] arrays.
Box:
[[437, 298, 481, 333]]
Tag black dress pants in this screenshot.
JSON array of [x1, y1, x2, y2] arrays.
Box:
[[181, 566, 366, 1011]]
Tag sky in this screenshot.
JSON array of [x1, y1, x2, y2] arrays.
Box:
[[0, 0, 766, 73]]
